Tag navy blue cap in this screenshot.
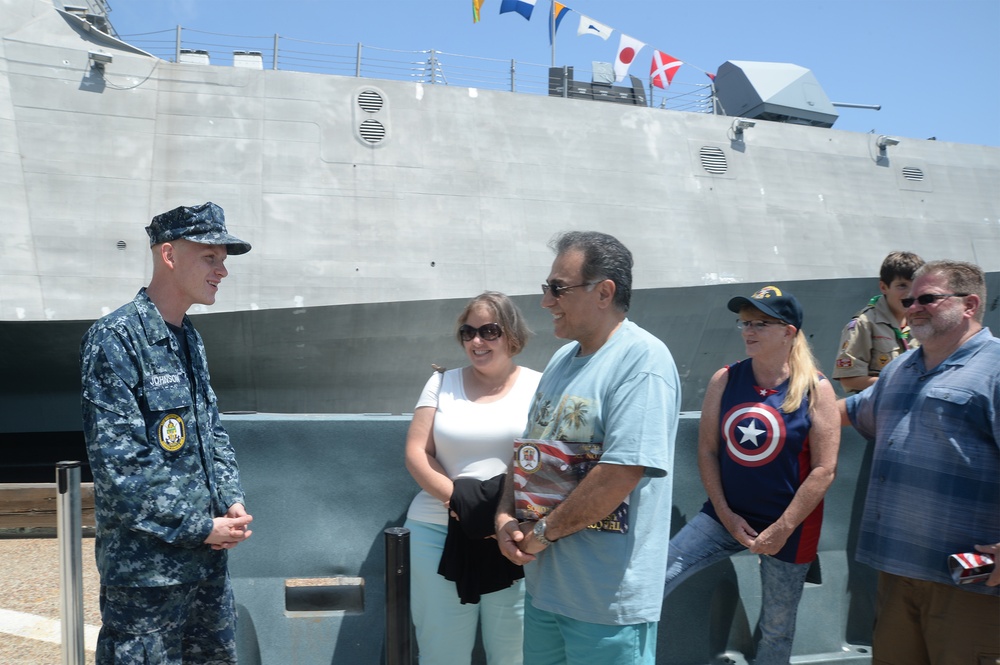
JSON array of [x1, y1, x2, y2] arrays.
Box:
[[727, 285, 803, 330], [145, 202, 251, 255]]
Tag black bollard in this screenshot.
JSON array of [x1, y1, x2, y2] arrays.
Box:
[[57, 461, 85, 665], [384, 526, 412, 665]]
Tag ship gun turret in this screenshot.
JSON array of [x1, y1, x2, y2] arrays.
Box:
[[713, 60, 839, 127]]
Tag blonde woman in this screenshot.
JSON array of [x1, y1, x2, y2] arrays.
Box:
[[662, 286, 839, 665]]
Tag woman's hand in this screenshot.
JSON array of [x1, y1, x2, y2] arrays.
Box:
[[718, 508, 757, 548], [748, 522, 792, 556]]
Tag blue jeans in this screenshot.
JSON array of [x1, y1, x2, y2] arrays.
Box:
[[406, 518, 524, 665], [663, 512, 810, 665]]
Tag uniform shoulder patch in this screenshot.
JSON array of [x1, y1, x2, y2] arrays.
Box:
[[158, 414, 186, 452]]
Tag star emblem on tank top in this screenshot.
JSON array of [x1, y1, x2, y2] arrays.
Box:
[[737, 419, 766, 447], [754, 385, 778, 398]]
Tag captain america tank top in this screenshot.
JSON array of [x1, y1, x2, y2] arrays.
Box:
[[702, 358, 822, 564]]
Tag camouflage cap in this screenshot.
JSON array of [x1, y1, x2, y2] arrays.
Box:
[[145, 202, 251, 255]]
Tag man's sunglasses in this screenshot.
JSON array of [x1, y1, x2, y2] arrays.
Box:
[[900, 293, 968, 309], [459, 323, 503, 342], [541, 281, 597, 298]]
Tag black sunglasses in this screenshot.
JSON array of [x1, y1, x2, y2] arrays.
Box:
[[541, 281, 597, 298], [900, 293, 968, 309], [459, 323, 503, 342]]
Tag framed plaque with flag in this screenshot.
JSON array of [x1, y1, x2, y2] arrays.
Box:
[[513, 438, 628, 533]]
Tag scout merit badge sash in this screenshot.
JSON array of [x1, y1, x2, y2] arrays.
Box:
[[513, 439, 629, 533]]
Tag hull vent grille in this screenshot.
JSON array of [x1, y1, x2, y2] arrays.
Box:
[[359, 119, 386, 144], [902, 167, 925, 182], [358, 90, 384, 113], [699, 146, 728, 175]]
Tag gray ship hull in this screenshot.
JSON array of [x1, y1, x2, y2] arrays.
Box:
[[4, 273, 998, 462]]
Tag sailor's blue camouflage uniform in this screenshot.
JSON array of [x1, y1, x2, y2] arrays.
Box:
[[81, 288, 244, 664]]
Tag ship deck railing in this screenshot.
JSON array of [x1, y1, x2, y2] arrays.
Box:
[[115, 27, 715, 114]]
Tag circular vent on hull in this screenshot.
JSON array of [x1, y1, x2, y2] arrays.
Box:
[[354, 88, 388, 146], [358, 89, 384, 113], [359, 119, 386, 144]]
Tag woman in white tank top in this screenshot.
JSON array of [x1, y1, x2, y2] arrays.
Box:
[[404, 292, 541, 665]]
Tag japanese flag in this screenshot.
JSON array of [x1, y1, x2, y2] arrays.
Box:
[[614, 34, 646, 82]]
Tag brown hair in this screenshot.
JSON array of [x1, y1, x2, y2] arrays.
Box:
[[455, 291, 533, 356], [914, 260, 987, 323], [879, 251, 924, 285]]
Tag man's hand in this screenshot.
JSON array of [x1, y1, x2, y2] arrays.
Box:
[[206, 504, 253, 550], [974, 543, 1000, 586], [495, 517, 535, 565]]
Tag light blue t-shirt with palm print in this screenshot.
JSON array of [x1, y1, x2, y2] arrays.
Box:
[[522, 319, 680, 625]]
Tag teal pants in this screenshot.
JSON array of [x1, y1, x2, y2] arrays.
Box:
[[523, 592, 657, 665], [405, 518, 525, 665]]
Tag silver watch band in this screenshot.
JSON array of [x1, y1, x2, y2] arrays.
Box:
[[534, 517, 555, 546]]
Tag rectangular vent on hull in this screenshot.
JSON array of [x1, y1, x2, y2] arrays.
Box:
[[699, 146, 728, 175]]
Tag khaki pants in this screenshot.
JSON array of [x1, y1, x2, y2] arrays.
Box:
[[873, 571, 1000, 665]]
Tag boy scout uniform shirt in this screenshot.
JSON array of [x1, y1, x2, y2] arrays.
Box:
[[80, 288, 245, 587], [833, 295, 916, 389]]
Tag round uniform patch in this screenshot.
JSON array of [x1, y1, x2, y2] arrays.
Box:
[[516, 443, 541, 473], [721, 402, 786, 467], [158, 414, 186, 452]]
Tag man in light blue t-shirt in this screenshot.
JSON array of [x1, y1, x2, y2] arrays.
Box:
[[496, 231, 681, 665]]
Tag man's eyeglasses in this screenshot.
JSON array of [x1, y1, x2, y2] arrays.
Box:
[[459, 323, 503, 342], [736, 320, 780, 332], [541, 281, 597, 298], [900, 293, 968, 309]]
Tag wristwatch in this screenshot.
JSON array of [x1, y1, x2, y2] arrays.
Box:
[[533, 517, 555, 546]]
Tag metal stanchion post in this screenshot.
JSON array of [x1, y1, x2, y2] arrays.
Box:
[[57, 461, 85, 665], [384, 526, 412, 665]]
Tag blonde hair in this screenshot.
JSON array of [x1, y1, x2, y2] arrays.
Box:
[[782, 330, 821, 414]]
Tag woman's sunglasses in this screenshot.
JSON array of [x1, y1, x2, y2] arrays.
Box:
[[459, 323, 503, 342]]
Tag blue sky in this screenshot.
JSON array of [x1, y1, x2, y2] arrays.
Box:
[[105, 0, 999, 147]]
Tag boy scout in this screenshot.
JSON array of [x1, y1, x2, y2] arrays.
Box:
[[833, 251, 923, 393]]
